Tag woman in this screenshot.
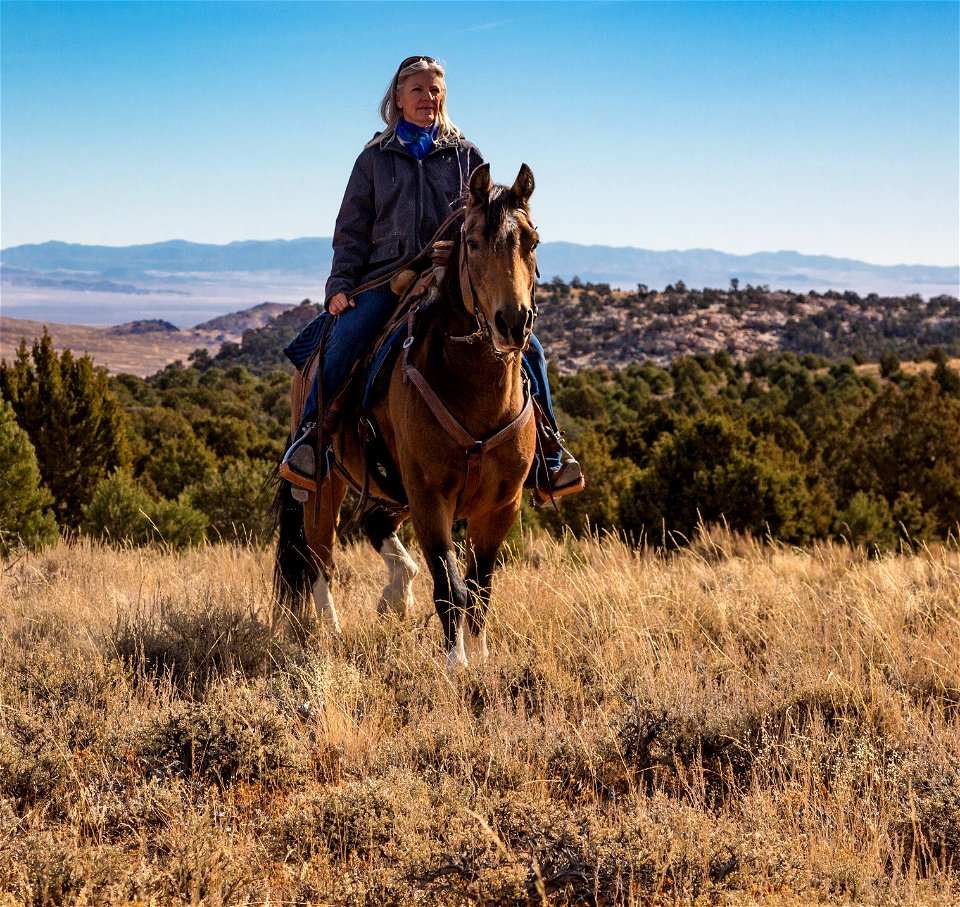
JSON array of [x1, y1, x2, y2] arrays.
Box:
[[281, 56, 583, 501]]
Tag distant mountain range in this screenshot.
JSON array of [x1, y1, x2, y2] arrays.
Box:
[[1, 239, 331, 277], [3, 238, 957, 300]]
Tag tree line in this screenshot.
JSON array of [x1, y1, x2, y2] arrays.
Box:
[[1, 332, 288, 554], [542, 348, 960, 550], [2, 282, 958, 555]]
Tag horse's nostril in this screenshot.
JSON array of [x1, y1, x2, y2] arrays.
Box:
[[495, 308, 532, 346]]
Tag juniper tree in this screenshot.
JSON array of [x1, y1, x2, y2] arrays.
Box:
[[0, 332, 131, 528], [838, 376, 960, 538], [0, 400, 58, 555], [618, 412, 815, 546]]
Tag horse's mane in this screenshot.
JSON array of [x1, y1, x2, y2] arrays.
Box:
[[475, 185, 534, 247]]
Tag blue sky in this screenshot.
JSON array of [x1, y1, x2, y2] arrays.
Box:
[[2, 1, 957, 266]]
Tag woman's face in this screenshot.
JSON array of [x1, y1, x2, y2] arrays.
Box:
[[395, 71, 444, 128]]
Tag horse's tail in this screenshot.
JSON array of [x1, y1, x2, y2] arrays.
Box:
[[272, 463, 313, 617]]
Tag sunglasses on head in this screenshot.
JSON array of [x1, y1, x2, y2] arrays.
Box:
[[398, 56, 438, 71]]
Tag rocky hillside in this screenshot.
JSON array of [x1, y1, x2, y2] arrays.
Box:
[[0, 303, 298, 377], [533, 281, 960, 372], [195, 302, 294, 337], [5, 284, 958, 379], [184, 283, 960, 377]]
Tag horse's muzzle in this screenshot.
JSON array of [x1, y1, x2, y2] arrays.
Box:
[[493, 305, 535, 352]]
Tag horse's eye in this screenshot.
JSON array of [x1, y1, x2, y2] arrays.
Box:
[[466, 239, 480, 252]]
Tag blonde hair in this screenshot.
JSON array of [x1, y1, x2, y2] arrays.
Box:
[[367, 57, 461, 147]]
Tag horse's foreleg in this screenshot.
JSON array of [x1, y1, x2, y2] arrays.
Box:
[[362, 507, 417, 616], [303, 476, 348, 635], [410, 500, 471, 670], [433, 547, 471, 671], [464, 502, 522, 663], [462, 542, 490, 663]]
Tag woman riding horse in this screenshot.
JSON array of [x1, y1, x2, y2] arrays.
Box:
[[278, 160, 546, 668], [279, 55, 583, 501]]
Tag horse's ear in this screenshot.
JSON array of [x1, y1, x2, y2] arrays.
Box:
[[510, 163, 535, 207], [469, 163, 493, 206]]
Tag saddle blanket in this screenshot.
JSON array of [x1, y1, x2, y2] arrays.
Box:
[[283, 311, 329, 372]]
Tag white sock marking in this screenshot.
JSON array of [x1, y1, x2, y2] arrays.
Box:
[[446, 618, 469, 672], [378, 534, 418, 616], [465, 625, 489, 663], [312, 574, 342, 635]]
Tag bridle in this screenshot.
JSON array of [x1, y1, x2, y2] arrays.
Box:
[[344, 203, 539, 357]]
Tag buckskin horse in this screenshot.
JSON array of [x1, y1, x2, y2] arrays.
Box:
[[274, 163, 540, 669]]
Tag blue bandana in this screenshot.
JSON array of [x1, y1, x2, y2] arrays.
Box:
[[396, 118, 438, 161]]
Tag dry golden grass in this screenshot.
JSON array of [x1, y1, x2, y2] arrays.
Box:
[[1, 530, 958, 905]]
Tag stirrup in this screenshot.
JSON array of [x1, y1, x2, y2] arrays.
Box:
[[279, 424, 318, 492], [533, 458, 585, 503]]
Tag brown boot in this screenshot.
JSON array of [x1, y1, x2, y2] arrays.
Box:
[[534, 458, 585, 503]]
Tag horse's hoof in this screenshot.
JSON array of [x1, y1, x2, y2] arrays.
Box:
[[445, 646, 469, 674]]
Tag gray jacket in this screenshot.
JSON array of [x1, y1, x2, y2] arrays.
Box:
[[324, 131, 483, 304]]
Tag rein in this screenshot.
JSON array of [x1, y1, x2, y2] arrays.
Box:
[[343, 208, 466, 303]]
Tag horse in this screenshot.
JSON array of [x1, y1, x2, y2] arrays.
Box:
[[274, 163, 540, 669]]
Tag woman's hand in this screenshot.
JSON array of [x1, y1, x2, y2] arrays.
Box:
[[328, 293, 354, 315]]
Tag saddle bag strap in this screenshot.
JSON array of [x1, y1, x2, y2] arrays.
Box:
[[400, 304, 421, 375]]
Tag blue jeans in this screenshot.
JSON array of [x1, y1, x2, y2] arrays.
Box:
[[299, 290, 561, 468], [299, 287, 398, 432], [523, 333, 561, 468]]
